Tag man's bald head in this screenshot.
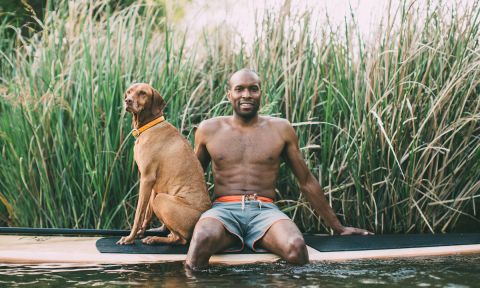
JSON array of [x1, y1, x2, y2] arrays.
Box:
[[226, 69, 262, 119], [227, 69, 261, 90]]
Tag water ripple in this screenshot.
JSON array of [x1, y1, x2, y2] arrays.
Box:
[[0, 255, 478, 287]]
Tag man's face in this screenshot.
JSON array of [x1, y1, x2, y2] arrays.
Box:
[[227, 71, 261, 118]]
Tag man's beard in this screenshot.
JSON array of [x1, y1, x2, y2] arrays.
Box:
[[234, 103, 259, 118]]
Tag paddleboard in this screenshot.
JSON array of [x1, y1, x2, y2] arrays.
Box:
[[1, 233, 480, 265]]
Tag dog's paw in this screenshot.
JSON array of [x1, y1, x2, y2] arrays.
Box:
[[116, 236, 135, 245], [141, 236, 158, 245]]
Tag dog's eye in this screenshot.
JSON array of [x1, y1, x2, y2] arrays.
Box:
[[138, 90, 146, 95]]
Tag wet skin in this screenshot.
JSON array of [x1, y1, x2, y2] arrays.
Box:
[[185, 70, 372, 269]]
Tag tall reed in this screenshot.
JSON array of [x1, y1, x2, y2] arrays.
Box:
[[0, 0, 478, 233]]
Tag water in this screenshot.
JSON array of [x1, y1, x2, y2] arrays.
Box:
[[1, 256, 479, 287]]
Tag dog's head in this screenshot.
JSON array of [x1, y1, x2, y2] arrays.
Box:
[[124, 83, 166, 117]]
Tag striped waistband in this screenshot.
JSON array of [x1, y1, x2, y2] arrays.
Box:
[[215, 195, 274, 203]]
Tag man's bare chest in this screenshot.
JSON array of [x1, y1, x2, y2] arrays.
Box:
[[207, 130, 285, 165]]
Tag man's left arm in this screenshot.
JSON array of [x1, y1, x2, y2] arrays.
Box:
[[280, 122, 372, 235]]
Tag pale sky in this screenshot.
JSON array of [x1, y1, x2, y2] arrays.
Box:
[[178, 0, 477, 49]]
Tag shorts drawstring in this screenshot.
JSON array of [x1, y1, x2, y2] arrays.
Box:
[[242, 193, 263, 210]]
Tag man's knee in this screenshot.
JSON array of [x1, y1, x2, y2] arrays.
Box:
[[191, 227, 214, 247], [186, 219, 224, 269], [285, 236, 308, 264], [190, 220, 221, 249]]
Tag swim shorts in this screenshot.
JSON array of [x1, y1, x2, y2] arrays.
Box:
[[199, 199, 291, 252]]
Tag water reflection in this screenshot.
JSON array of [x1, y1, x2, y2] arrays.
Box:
[[0, 255, 479, 287]]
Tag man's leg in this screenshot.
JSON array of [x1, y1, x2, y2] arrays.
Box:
[[257, 220, 309, 265], [185, 218, 238, 269]]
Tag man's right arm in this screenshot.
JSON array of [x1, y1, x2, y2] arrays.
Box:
[[279, 119, 372, 235], [194, 121, 212, 172]]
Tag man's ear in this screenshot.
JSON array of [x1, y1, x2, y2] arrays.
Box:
[[151, 87, 166, 116]]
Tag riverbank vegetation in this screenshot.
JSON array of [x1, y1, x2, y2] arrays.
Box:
[[0, 0, 479, 233]]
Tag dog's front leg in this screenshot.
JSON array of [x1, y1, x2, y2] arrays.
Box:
[[117, 174, 155, 245], [137, 192, 156, 238]]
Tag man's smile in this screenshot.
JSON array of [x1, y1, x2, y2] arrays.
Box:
[[240, 102, 256, 109]]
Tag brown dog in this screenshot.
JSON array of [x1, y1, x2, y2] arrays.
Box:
[[117, 83, 211, 245]]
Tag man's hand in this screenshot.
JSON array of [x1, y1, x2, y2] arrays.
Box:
[[339, 226, 374, 235], [116, 234, 136, 245]]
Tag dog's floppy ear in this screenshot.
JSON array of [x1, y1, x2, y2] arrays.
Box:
[[151, 87, 166, 117]]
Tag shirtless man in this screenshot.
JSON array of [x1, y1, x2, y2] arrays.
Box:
[[185, 69, 371, 269]]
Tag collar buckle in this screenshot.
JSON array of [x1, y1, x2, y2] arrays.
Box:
[[132, 129, 140, 138], [131, 116, 165, 138]]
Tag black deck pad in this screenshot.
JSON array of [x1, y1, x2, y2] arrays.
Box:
[[96, 233, 480, 254], [303, 233, 480, 252], [96, 237, 263, 254]]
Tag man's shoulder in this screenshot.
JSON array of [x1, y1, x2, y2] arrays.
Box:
[[197, 116, 230, 133], [261, 115, 292, 129], [261, 116, 297, 141]]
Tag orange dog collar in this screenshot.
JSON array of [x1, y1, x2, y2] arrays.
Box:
[[132, 116, 165, 138]]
